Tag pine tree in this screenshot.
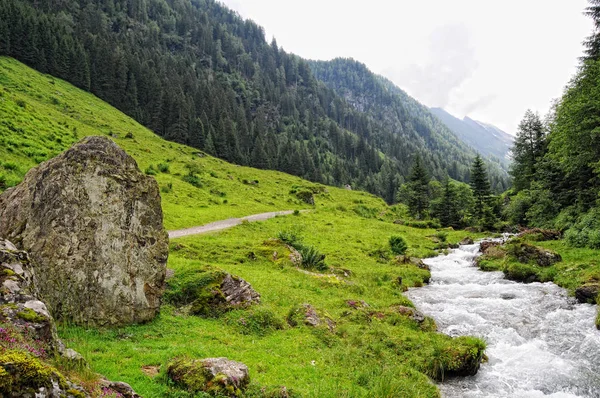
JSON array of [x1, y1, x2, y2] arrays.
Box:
[[204, 130, 216, 155], [470, 155, 492, 221], [406, 155, 430, 219], [510, 110, 546, 191], [434, 178, 460, 228]]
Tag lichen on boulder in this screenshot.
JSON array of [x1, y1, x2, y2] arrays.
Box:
[[167, 356, 250, 396], [0, 136, 169, 326]]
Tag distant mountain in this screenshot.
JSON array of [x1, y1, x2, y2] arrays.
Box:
[[309, 58, 511, 192], [430, 108, 514, 166]]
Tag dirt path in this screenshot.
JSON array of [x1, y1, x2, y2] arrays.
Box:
[[168, 210, 295, 239]]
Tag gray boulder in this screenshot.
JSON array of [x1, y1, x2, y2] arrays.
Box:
[[167, 356, 250, 396], [0, 136, 169, 326]]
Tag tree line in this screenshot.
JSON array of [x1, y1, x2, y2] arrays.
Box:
[[398, 154, 501, 230]]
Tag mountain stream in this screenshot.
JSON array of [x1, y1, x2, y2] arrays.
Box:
[[407, 241, 600, 398]]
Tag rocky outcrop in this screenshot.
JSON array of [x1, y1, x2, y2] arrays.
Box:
[[575, 283, 600, 304], [221, 274, 261, 307], [509, 243, 562, 267], [166, 269, 260, 317], [167, 356, 250, 396], [393, 305, 426, 324], [480, 241, 500, 254], [287, 304, 336, 331], [459, 237, 474, 245], [396, 256, 430, 271], [0, 240, 61, 352], [0, 240, 131, 397], [0, 136, 169, 326]]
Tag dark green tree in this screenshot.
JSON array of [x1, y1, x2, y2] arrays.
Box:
[[406, 155, 430, 219], [470, 155, 492, 221], [433, 178, 460, 228], [510, 110, 546, 191]]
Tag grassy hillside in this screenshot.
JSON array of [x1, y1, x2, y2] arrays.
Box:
[[0, 56, 322, 230], [0, 57, 487, 397]]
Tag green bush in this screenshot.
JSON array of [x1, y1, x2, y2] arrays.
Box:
[[565, 208, 600, 249], [298, 245, 327, 271], [182, 173, 203, 188], [434, 231, 448, 243], [158, 162, 170, 173], [277, 230, 302, 247], [161, 183, 173, 194], [144, 165, 157, 176], [404, 220, 441, 229], [389, 235, 408, 255]]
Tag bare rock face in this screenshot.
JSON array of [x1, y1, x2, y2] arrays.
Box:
[[0, 136, 169, 326]]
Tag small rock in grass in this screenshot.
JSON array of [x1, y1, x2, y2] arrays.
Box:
[[167, 356, 250, 396]]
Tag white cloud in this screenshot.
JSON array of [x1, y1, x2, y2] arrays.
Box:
[[219, 0, 593, 134]]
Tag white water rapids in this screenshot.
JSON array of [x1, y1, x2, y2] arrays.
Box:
[[407, 241, 600, 398]]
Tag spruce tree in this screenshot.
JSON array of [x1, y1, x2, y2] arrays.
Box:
[[470, 155, 492, 221], [406, 155, 430, 219], [510, 110, 546, 191], [436, 178, 459, 228]]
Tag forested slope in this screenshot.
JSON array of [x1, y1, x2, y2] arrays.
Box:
[[0, 0, 506, 203], [506, 0, 600, 244]]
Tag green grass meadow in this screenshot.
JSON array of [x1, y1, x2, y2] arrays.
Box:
[[1, 57, 487, 397]]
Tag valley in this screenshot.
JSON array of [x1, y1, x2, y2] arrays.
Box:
[[1, 0, 600, 397]]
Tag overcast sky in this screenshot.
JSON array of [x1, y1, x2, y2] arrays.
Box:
[[219, 0, 593, 134]]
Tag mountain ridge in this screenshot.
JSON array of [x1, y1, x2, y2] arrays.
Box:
[[430, 107, 514, 166]]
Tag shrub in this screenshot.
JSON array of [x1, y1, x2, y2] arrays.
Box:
[[277, 230, 302, 247], [293, 209, 300, 216], [157, 163, 170, 173], [295, 190, 314, 205], [144, 165, 157, 176], [182, 173, 203, 188], [389, 235, 408, 255], [0, 174, 6, 190], [15, 99, 26, 108], [434, 231, 448, 243], [565, 208, 600, 249], [2, 162, 18, 171], [161, 183, 173, 194], [298, 245, 327, 271]]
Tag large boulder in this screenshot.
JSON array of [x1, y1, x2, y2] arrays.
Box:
[[0, 137, 169, 326]]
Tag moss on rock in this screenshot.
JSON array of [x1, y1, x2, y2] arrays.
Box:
[[167, 356, 249, 396], [16, 307, 47, 323], [426, 337, 486, 381], [0, 349, 68, 394]]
